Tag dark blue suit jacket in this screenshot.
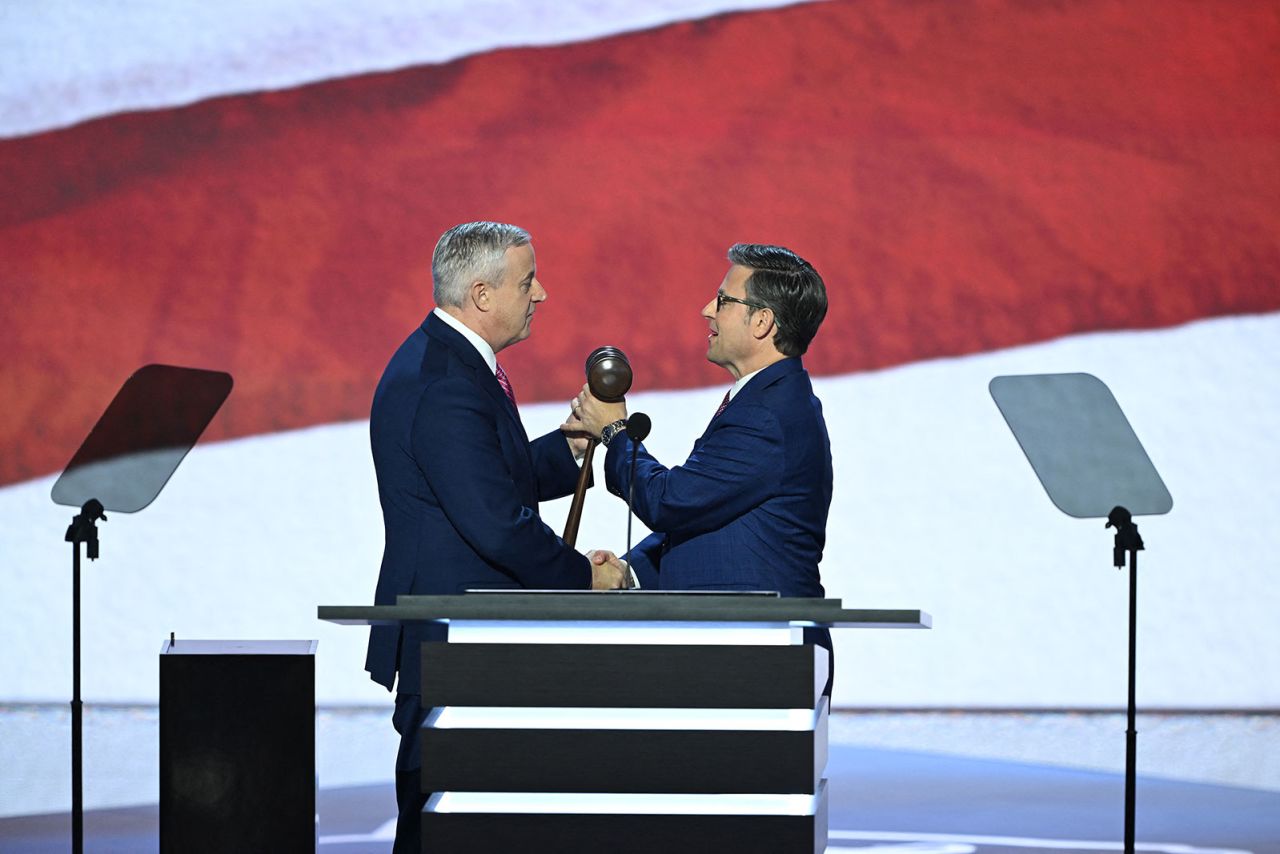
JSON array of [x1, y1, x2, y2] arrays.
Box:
[[604, 357, 834, 681], [366, 312, 591, 694]]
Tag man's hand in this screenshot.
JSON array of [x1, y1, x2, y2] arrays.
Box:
[[560, 406, 592, 460], [573, 383, 629, 439], [587, 549, 633, 590]]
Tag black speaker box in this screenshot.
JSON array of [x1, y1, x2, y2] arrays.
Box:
[[159, 639, 316, 853]]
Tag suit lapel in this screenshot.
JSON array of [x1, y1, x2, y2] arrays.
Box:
[[425, 314, 524, 424], [423, 313, 534, 468], [697, 358, 802, 442]]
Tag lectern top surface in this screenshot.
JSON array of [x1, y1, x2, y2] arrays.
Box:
[[318, 594, 930, 629], [160, 639, 318, 656], [464, 589, 781, 597]]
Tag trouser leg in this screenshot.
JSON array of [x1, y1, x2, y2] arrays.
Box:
[[804, 627, 835, 697], [392, 693, 430, 854]]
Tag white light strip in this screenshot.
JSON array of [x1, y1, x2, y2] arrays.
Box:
[[425, 704, 825, 731], [828, 830, 1253, 854], [447, 620, 799, 645], [426, 786, 824, 816]]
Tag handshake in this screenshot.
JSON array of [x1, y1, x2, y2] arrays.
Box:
[[586, 549, 634, 590]]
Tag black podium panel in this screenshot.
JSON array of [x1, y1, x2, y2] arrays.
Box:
[[421, 642, 823, 709], [159, 640, 316, 854], [422, 726, 823, 794], [421, 781, 828, 854], [321, 594, 930, 853]]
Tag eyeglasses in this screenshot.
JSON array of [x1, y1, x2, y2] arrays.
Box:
[[714, 291, 781, 329], [715, 291, 769, 313]]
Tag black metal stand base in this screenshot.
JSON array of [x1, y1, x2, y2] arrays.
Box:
[[65, 498, 105, 854], [1107, 506, 1144, 854]]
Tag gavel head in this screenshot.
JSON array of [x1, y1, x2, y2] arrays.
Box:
[[585, 346, 632, 403]]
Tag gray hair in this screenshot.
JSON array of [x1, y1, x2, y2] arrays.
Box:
[[432, 221, 532, 307]]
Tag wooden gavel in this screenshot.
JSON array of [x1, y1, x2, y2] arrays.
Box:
[[562, 346, 631, 547]]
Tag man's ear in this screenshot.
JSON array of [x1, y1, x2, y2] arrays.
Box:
[[751, 308, 776, 341], [468, 280, 489, 312]]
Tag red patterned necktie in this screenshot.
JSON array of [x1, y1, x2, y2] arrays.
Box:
[[495, 362, 517, 408], [710, 390, 730, 423]]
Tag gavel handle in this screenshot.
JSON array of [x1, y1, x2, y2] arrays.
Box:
[[561, 438, 597, 548]]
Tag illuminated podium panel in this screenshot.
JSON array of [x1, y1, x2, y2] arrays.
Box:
[[422, 786, 828, 854], [319, 593, 930, 854]]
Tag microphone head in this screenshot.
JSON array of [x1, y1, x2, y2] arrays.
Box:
[[585, 346, 632, 402], [625, 413, 652, 442]]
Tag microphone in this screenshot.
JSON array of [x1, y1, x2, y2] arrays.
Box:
[[624, 412, 651, 562], [624, 413, 651, 442]]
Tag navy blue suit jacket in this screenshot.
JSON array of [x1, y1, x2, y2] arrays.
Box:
[[604, 357, 834, 672], [366, 312, 591, 694]]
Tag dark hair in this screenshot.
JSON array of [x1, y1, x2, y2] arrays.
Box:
[[727, 243, 827, 356]]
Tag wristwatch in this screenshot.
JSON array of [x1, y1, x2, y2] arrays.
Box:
[[599, 419, 629, 447]]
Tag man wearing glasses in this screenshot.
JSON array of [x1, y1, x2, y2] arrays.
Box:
[[572, 242, 834, 692]]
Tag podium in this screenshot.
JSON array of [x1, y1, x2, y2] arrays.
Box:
[[320, 593, 930, 854], [159, 639, 317, 853]]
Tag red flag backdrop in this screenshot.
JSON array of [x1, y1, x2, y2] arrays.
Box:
[[2, 0, 1277, 486]]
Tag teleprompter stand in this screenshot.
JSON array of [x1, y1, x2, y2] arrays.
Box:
[[990, 373, 1172, 854], [51, 364, 232, 854]]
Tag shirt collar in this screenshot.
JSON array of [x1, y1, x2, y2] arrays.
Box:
[[433, 307, 497, 374], [728, 366, 765, 401]]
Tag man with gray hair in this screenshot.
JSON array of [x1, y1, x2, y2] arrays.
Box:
[[367, 221, 629, 851]]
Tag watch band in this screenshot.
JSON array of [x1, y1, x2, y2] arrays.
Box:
[[600, 419, 629, 447]]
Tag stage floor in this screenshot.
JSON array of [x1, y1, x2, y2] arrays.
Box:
[[3, 744, 1278, 853]]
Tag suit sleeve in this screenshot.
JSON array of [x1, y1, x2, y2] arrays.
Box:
[[604, 402, 784, 536], [413, 376, 591, 590], [624, 532, 664, 588], [528, 429, 586, 501]]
